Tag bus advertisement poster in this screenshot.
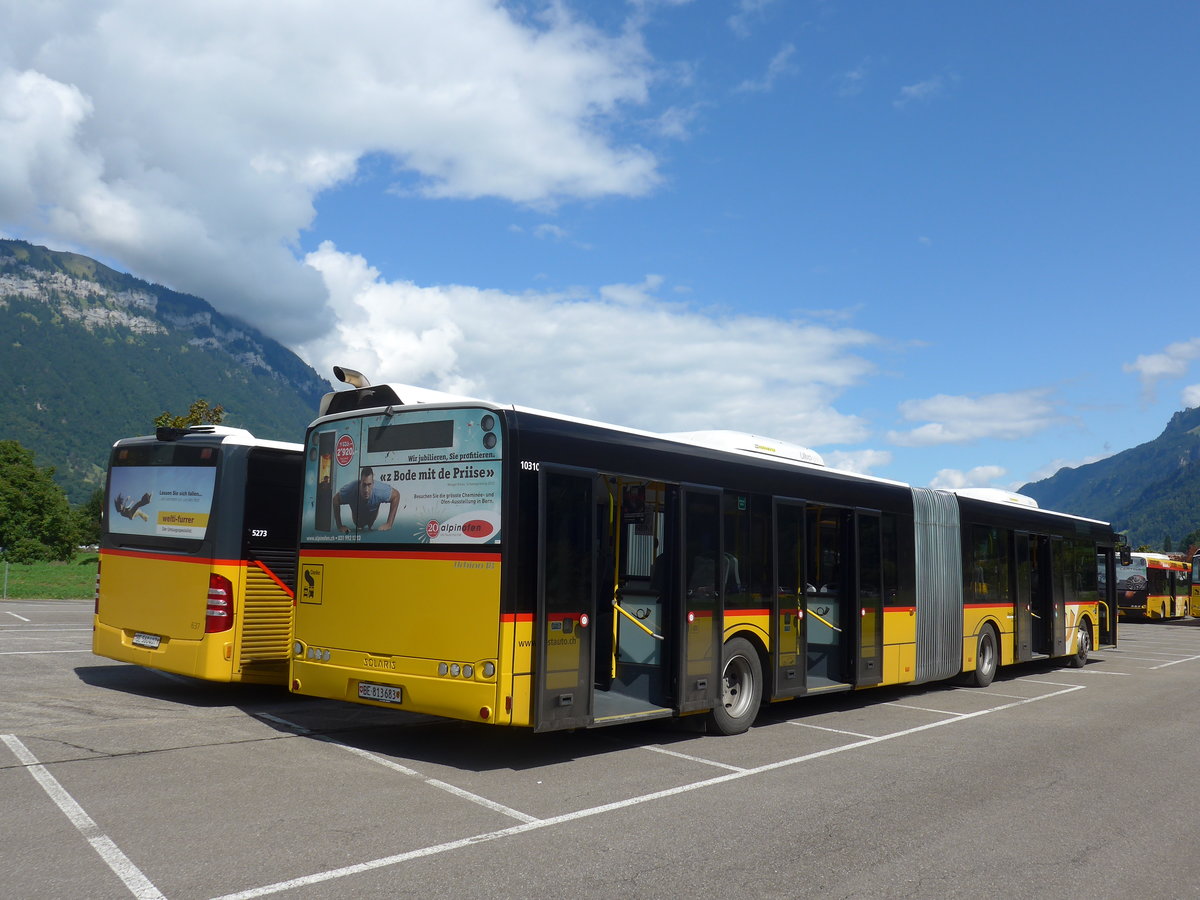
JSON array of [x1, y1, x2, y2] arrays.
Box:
[[301, 408, 502, 545], [107, 465, 217, 540]]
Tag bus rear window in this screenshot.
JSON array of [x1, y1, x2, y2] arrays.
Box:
[[107, 445, 218, 541]]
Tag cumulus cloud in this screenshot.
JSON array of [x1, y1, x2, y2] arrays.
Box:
[[0, 0, 660, 343], [1184, 384, 1200, 409], [888, 388, 1064, 447], [929, 465, 1007, 490], [1124, 338, 1200, 399], [297, 242, 879, 446], [824, 448, 894, 477]]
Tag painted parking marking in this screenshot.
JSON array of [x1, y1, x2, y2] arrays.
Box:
[[1149, 654, 1200, 670], [642, 744, 746, 772], [789, 721, 876, 739], [4, 611, 31, 622], [883, 702, 965, 717], [256, 712, 540, 824], [0, 649, 94, 656], [2, 734, 166, 900], [215, 684, 1085, 900]]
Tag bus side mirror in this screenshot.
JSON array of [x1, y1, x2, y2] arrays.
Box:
[[1118, 546, 1132, 566]]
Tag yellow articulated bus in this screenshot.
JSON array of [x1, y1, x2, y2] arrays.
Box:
[[290, 368, 1118, 735], [1113, 551, 1189, 620], [94, 426, 303, 684]]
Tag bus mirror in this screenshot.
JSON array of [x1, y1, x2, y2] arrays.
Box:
[[1118, 545, 1132, 566]]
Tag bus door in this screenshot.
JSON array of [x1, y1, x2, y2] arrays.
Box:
[[606, 478, 674, 720], [534, 466, 597, 731], [1028, 535, 1066, 656], [855, 510, 884, 686], [772, 499, 807, 698], [805, 505, 853, 691], [679, 486, 722, 713], [1049, 538, 1069, 655], [1015, 533, 1033, 661], [1097, 547, 1117, 646]]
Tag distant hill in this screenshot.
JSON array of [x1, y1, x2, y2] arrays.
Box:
[[0, 239, 330, 503], [1020, 406, 1200, 549]]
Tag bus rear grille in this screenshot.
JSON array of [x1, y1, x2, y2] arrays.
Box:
[[239, 564, 294, 662]]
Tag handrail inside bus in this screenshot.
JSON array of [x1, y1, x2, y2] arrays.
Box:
[[806, 608, 842, 633], [613, 599, 665, 640]]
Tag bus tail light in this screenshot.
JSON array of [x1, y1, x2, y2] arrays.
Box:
[[205, 574, 234, 633]]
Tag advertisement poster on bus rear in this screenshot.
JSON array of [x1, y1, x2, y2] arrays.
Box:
[[301, 408, 502, 545], [107, 466, 217, 540]]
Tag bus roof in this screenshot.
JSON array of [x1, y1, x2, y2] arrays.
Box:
[[316, 378, 1110, 523], [113, 425, 302, 453]]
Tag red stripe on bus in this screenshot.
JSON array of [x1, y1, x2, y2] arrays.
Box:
[[726, 608, 770, 616], [501, 613, 534, 623], [252, 560, 295, 599], [100, 548, 244, 567]]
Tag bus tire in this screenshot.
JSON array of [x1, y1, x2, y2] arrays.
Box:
[[965, 626, 998, 688], [1065, 621, 1090, 668], [710, 637, 762, 736]]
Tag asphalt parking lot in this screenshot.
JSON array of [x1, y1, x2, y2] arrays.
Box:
[[6, 599, 1200, 899]]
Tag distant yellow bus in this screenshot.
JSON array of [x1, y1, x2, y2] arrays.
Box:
[[288, 370, 1118, 735], [1115, 552, 1188, 620], [94, 426, 303, 683]]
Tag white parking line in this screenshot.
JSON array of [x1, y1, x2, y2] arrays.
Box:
[[642, 744, 746, 772], [256, 713, 541, 825], [4, 611, 31, 622], [883, 702, 963, 717], [1149, 654, 1200, 670], [2, 734, 165, 900], [0, 650, 94, 656], [216, 684, 1084, 900], [789, 721, 876, 739]]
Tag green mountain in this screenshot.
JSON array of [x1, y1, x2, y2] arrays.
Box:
[[0, 239, 330, 503], [1020, 406, 1200, 549]]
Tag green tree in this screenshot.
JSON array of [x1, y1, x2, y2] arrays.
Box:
[[154, 398, 226, 428], [73, 488, 104, 546], [0, 441, 77, 562]]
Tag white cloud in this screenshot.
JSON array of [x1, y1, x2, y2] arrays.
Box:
[[0, 1, 661, 343], [297, 242, 879, 446], [894, 75, 946, 108], [1124, 338, 1200, 398], [1021, 453, 1112, 485], [728, 0, 782, 38], [929, 465, 1007, 490], [735, 44, 797, 94], [824, 449, 893, 477], [887, 388, 1063, 447], [1184, 384, 1200, 409]]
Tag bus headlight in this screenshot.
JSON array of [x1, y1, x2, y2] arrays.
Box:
[[482, 661, 496, 678]]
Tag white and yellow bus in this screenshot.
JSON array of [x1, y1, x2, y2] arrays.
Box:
[[94, 426, 303, 684], [290, 369, 1118, 734]]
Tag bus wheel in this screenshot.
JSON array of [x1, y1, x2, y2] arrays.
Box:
[[1065, 622, 1090, 668], [710, 637, 762, 736], [966, 627, 997, 688]]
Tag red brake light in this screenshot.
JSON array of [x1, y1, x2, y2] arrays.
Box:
[[205, 574, 234, 633]]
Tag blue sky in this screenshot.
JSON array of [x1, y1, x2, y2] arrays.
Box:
[[2, 1, 1197, 493]]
